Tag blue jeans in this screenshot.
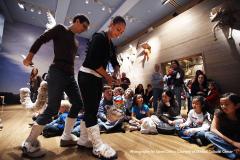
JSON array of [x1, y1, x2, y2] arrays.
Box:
[[36, 66, 83, 125], [98, 118, 123, 131], [205, 131, 239, 160], [178, 127, 206, 142], [152, 88, 163, 112]]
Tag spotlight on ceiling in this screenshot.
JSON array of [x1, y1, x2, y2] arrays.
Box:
[[85, 0, 89, 4], [161, 0, 171, 5], [30, 7, 35, 12], [101, 6, 105, 11], [18, 2, 24, 9], [38, 9, 42, 14]]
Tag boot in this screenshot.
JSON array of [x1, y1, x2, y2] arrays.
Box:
[[60, 117, 78, 147], [87, 124, 117, 159], [77, 121, 92, 149], [22, 124, 45, 158]]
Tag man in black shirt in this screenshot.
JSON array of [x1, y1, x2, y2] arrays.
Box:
[[22, 14, 89, 158], [77, 16, 126, 159]]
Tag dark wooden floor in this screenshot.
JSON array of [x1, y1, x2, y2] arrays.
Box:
[[0, 105, 226, 160]]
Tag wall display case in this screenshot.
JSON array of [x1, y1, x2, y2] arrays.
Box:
[[161, 54, 205, 80]]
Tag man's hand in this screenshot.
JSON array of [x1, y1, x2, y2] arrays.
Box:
[[23, 53, 34, 67], [105, 74, 115, 86]]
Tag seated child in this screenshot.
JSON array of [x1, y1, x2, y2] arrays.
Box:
[[97, 86, 113, 122], [97, 86, 125, 132], [205, 93, 240, 160], [43, 100, 81, 137], [129, 94, 150, 131], [178, 96, 211, 146], [123, 88, 134, 117], [113, 87, 125, 111]]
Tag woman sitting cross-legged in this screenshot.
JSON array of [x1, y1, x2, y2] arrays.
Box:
[[205, 93, 240, 160], [129, 94, 150, 131], [178, 96, 211, 146], [155, 90, 182, 126], [150, 90, 183, 135]]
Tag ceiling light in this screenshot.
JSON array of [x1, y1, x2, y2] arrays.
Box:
[[30, 7, 35, 12], [85, 0, 89, 4], [18, 2, 24, 9], [101, 6, 105, 11], [38, 9, 42, 14], [87, 11, 91, 14], [162, 0, 171, 5]]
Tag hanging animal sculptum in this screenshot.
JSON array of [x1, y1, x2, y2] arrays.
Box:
[[136, 39, 152, 62], [140, 42, 151, 61], [209, 0, 240, 41]]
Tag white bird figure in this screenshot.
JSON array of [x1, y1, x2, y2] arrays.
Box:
[[46, 11, 56, 30]]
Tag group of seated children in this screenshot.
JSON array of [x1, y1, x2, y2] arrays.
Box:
[[25, 80, 239, 160], [96, 84, 240, 160]]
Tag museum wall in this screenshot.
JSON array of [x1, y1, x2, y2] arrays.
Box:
[[118, 0, 240, 94]]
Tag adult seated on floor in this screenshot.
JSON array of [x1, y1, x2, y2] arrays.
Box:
[[42, 100, 82, 137], [97, 86, 125, 133], [153, 90, 183, 134]]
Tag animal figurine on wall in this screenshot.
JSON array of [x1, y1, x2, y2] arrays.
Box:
[[140, 42, 151, 61], [136, 40, 152, 68], [209, 0, 240, 41]]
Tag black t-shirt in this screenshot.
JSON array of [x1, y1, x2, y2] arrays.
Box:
[[156, 100, 180, 123], [215, 109, 240, 142], [82, 32, 119, 72], [30, 25, 78, 74]]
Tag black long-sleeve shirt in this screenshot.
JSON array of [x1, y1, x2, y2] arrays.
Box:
[[82, 32, 119, 71], [156, 100, 180, 123], [30, 24, 78, 74]]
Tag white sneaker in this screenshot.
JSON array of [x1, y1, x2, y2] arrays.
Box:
[[87, 124, 117, 159], [93, 143, 117, 159], [60, 134, 78, 147], [22, 140, 40, 153]]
